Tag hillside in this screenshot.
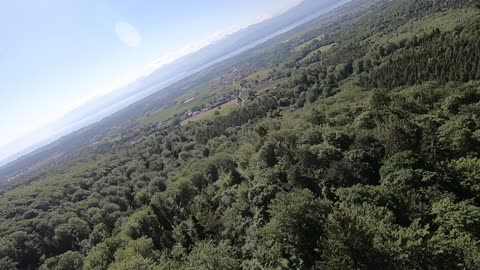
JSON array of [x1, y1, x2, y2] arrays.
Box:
[[1, 0, 480, 269], [0, 1, 348, 186], [0, 0, 346, 174]]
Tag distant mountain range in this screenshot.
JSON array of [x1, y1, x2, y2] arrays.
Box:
[[0, 0, 351, 183]]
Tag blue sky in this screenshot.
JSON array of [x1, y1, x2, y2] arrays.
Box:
[[0, 0, 302, 156]]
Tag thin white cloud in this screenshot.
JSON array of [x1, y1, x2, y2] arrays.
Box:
[[68, 3, 303, 111], [115, 21, 142, 47], [0, 2, 306, 162]]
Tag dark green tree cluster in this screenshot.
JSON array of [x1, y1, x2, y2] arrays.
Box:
[[1, 0, 480, 269], [361, 28, 480, 88]]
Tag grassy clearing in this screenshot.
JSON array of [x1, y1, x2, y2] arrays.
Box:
[[138, 79, 224, 126], [293, 34, 325, 52], [298, 43, 336, 63], [255, 78, 289, 94], [181, 99, 238, 126], [245, 69, 273, 81]]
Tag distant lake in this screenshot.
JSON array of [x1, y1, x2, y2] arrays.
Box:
[[67, 0, 352, 132], [1, 0, 352, 167]]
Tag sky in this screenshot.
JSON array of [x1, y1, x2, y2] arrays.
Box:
[[0, 0, 303, 161]]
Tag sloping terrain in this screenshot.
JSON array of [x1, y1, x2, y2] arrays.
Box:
[[0, 0, 479, 269]]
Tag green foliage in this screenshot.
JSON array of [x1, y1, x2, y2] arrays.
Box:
[[40, 251, 84, 270], [1, 0, 480, 269], [318, 203, 397, 270], [182, 241, 241, 270], [0, 257, 18, 270], [83, 237, 128, 270], [109, 237, 158, 270], [448, 156, 480, 198], [246, 190, 331, 269]]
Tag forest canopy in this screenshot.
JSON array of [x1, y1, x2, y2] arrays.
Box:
[[1, 0, 479, 269]]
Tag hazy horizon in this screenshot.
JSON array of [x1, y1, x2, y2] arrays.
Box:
[[0, 0, 307, 165]]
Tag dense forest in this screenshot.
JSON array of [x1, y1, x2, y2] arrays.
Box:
[[1, 0, 480, 269]]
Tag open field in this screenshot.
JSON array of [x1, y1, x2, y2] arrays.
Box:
[[181, 99, 239, 125], [293, 34, 325, 52]]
